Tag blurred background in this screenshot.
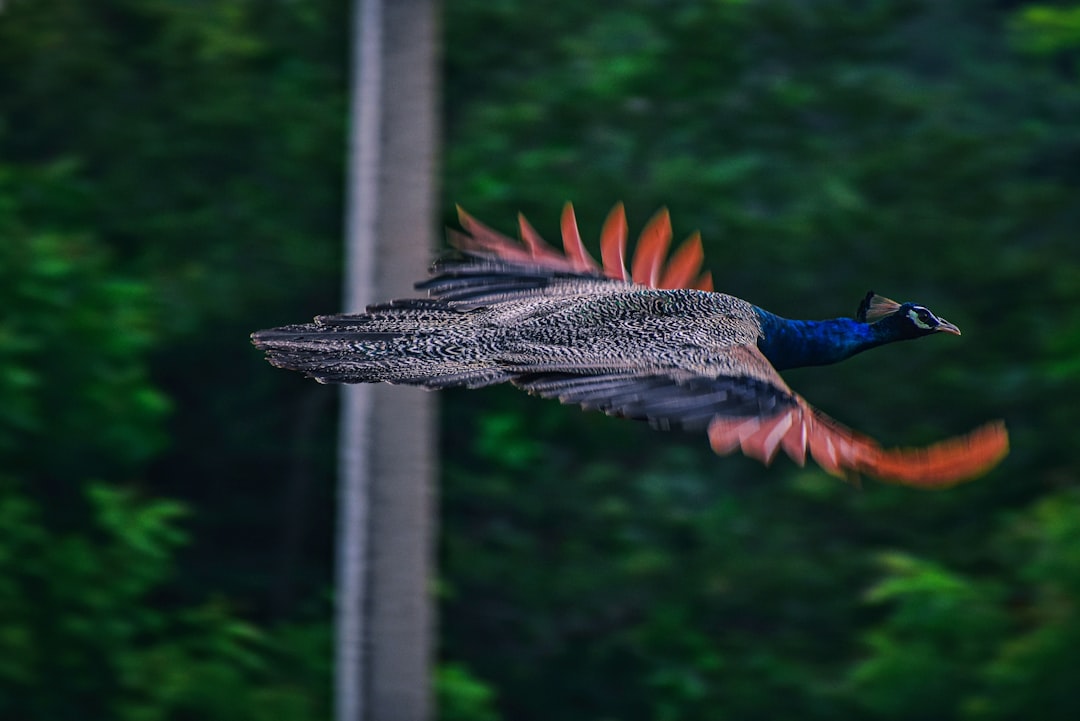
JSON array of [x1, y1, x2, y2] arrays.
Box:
[[2, 0, 1079, 719]]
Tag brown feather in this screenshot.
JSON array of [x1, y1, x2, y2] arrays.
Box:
[[559, 203, 600, 272], [517, 212, 558, 259], [453, 203, 713, 292], [704, 346, 1008, 487], [659, 232, 706, 289], [863, 293, 902, 322], [454, 206, 534, 263], [695, 271, 714, 293], [631, 209, 672, 287], [709, 402, 1009, 488], [600, 203, 630, 281], [853, 421, 1010, 488]]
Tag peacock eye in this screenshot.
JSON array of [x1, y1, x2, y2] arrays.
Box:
[[907, 306, 936, 329]]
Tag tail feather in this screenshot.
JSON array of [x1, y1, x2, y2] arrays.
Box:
[[251, 300, 510, 388]]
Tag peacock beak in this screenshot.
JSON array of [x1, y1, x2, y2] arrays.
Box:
[[936, 319, 961, 336]]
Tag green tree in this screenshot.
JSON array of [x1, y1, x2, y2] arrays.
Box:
[[1, 0, 1078, 719], [0, 161, 331, 719]]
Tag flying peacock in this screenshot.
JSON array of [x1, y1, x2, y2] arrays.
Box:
[[252, 204, 1008, 488]]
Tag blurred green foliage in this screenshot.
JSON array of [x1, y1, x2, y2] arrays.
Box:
[[1, 0, 1079, 719], [0, 479, 330, 720], [0, 162, 168, 480]]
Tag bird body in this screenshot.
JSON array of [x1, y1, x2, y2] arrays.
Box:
[[253, 204, 1008, 487]]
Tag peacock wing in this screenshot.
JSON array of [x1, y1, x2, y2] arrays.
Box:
[[512, 345, 1008, 488], [446, 203, 713, 291], [703, 347, 1009, 488], [707, 402, 1009, 489], [511, 369, 798, 433]]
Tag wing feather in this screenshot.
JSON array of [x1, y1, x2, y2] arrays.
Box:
[[517, 212, 557, 258], [512, 343, 1006, 488], [559, 203, 601, 272], [600, 203, 630, 281], [631, 209, 672, 287], [422, 203, 715, 304], [659, 232, 706, 290], [447, 202, 713, 288], [430, 204, 1008, 487], [708, 393, 1009, 488], [512, 370, 798, 431]]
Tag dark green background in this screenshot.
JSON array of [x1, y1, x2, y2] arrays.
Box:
[[1, 0, 1078, 719]]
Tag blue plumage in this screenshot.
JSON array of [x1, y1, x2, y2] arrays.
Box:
[[754, 292, 962, 371], [753, 311, 890, 370]]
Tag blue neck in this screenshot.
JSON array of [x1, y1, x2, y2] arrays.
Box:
[[753, 308, 901, 371]]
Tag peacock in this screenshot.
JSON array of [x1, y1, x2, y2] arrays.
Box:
[[252, 204, 1008, 488]]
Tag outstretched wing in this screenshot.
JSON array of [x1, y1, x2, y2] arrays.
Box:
[[510, 344, 1008, 489], [418, 203, 713, 304], [427, 203, 1008, 487]]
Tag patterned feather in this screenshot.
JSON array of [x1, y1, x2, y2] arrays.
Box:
[[253, 204, 1009, 488]]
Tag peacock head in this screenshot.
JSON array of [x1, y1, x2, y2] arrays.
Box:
[[856, 291, 961, 339]]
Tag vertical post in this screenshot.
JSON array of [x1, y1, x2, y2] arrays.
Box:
[[338, 0, 438, 719]]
